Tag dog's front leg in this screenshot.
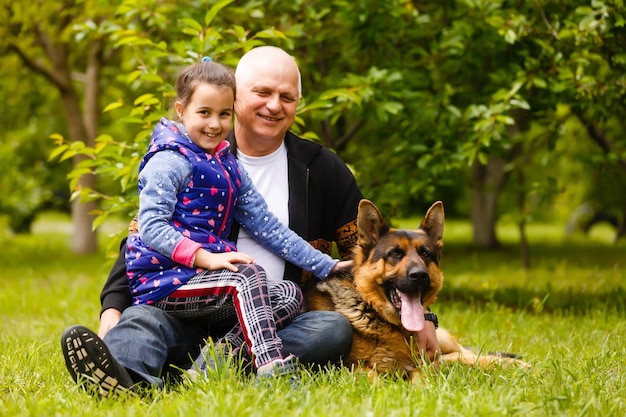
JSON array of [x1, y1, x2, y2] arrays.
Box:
[[436, 327, 481, 364], [436, 328, 532, 369]]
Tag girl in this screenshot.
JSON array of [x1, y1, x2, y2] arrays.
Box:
[[125, 59, 339, 378]]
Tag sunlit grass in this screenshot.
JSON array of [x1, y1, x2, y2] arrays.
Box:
[[0, 212, 624, 416]]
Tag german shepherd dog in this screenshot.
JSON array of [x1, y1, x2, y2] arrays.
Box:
[[305, 200, 529, 379]]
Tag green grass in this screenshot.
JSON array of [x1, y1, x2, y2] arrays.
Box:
[[1, 213, 624, 416]]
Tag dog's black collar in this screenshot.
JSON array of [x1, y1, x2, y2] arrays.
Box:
[[424, 312, 438, 329]]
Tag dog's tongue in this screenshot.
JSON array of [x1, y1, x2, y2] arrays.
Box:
[[400, 292, 425, 331]]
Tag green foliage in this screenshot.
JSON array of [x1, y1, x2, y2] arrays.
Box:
[[0, 59, 69, 233], [0, 128, 70, 233], [353, 0, 626, 217], [48, 1, 294, 226], [0, 55, 70, 232], [3, 0, 626, 239]]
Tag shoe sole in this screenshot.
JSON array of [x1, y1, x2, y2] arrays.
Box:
[[61, 325, 136, 397]]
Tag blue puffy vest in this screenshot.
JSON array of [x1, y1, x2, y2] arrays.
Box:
[[126, 118, 242, 305]]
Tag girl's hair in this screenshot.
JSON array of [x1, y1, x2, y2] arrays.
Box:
[[173, 60, 236, 119]]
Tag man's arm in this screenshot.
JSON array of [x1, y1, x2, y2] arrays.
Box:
[[98, 237, 132, 337]]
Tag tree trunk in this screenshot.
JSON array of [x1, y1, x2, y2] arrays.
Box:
[[517, 170, 531, 269], [60, 89, 98, 254], [66, 37, 104, 255], [70, 174, 98, 254], [470, 156, 507, 248]]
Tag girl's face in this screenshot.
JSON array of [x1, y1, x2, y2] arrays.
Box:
[[175, 82, 234, 153]]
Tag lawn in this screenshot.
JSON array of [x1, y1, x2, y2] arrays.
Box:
[[0, 212, 624, 416]]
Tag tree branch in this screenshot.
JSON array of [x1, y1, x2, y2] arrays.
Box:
[[7, 43, 66, 89], [335, 119, 365, 151], [574, 110, 626, 173], [537, 2, 559, 40]]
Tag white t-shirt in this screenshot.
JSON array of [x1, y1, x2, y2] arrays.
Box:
[[236, 143, 289, 281]]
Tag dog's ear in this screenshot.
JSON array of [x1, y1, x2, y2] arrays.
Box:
[[420, 201, 444, 251], [357, 199, 390, 252]]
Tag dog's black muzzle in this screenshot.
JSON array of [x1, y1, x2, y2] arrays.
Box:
[[409, 266, 430, 289], [393, 265, 430, 294]]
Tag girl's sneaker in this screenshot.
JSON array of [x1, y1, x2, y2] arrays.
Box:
[[256, 354, 300, 388]]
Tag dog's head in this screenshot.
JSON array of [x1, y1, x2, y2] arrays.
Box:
[[352, 199, 444, 332]]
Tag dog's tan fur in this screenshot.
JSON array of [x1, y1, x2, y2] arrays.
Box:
[[305, 199, 530, 378]]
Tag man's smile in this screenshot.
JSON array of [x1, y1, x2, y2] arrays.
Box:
[[259, 114, 282, 122]]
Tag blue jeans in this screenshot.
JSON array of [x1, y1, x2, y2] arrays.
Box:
[[103, 305, 352, 387]]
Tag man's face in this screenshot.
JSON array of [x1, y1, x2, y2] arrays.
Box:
[[234, 61, 299, 143]]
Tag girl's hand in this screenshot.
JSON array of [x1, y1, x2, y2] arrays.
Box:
[[330, 260, 353, 276], [193, 248, 255, 272]]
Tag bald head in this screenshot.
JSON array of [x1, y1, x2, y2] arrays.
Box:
[[232, 46, 302, 155], [235, 46, 302, 98]]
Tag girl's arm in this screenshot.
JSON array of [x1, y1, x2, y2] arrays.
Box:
[[138, 150, 249, 271], [234, 167, 338, 279], [137, 150, 200, 260]]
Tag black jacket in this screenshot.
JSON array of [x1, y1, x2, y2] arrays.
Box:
[[100, 131, 363, 315]]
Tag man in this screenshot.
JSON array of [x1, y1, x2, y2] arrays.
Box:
[[62, 46, 439, 396]]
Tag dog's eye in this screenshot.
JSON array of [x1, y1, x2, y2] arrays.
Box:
[[387, 249, 404, 260], [419, 248, 432, 260]]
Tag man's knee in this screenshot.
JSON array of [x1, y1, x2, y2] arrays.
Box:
[[280, 311, 352, 364], [118, 305, 171, 328], [105, 305, 176, 348], [320, 311, 352, 343]]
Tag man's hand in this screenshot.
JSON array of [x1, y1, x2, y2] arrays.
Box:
[[414, 320, 440, 367], [98, 308, 122, 338]]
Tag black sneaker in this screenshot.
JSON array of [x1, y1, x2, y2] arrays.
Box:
[[61, 325, 137, 397]]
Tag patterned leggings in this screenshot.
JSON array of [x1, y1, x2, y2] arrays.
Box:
[[154, 263, 302, 369]]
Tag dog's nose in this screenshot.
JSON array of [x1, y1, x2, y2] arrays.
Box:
[[408, 267, 430, 289]]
